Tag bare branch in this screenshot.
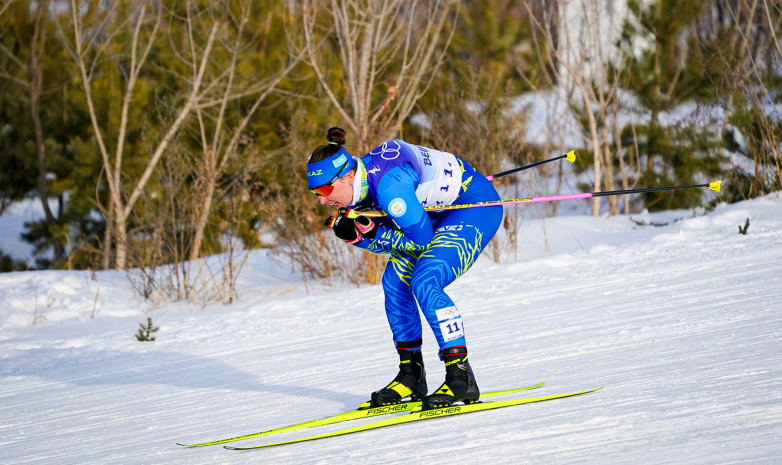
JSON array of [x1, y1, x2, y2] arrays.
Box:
[[301, 0, 458, 149], [70, 0, 116, 200], [301, 2, 358, 133], [114, 4, 163, 189], [762, 0, 782, 60], [0, 70, 30, 88], [0, 42, 28, 70], [124, 22, 220, 215]]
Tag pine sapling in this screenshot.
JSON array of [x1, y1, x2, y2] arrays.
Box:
[[136, 317, 160, 342]]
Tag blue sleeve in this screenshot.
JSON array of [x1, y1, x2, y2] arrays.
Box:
[[356, 164, 433, 253]]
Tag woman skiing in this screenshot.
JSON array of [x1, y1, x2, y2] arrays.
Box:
[[307, 127, 503, 410]]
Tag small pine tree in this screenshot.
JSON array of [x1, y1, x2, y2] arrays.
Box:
[[135, 317, 160, 342]]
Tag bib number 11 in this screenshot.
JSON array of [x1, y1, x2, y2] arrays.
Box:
[[436, 306, 464, 343]]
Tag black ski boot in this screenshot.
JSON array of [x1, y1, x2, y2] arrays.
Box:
[[422, 346, 479, 410], [370, 346, 427, 407]]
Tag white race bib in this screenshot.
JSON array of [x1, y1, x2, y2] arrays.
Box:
[[408, 144, 461, 208], [436, 306, 464, 342]]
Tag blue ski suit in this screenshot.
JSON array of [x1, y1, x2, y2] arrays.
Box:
[[348, 140, 503, 351]]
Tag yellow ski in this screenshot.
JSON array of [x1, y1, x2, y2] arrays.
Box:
[[177, 382, 545, 447], [225, 386, 603, 451]]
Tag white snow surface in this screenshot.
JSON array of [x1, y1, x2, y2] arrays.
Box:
[[1, 195, 781, 464]]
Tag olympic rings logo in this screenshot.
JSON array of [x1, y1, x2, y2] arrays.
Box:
[[371, 141, 402, 160]]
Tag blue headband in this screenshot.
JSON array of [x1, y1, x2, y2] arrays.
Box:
[[306, 147, 355, 189]]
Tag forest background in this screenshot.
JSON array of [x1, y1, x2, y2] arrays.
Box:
[[1, 0, 780, 305]]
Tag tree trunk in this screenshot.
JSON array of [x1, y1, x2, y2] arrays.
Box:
[[29, 1, 64, 265], [102, 198, 114, 270], [189, 162, 216, 264], [114, 211, 129, 272]]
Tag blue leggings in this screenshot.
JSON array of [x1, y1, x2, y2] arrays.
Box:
[[380, 174, 503, 350]]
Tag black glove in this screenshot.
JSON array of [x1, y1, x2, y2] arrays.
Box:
[[325, 209, 378, 244], [354, 215, 378, 240], [325, 211, 359, 244]]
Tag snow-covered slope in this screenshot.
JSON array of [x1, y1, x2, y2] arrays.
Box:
[[1, 195, 781, 464]]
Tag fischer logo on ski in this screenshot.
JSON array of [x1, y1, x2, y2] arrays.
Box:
[[177, 382, 546, 448], [223, 385, 603, 451]]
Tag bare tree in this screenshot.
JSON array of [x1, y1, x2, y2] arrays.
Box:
[[525, 0, 630, 216], [733, 0, 782, 191], [57, 0, 296, 271], [61, 0, 301, 271], [187, 1, 302, 264], [690, 0, 781, 196], [298, 0, 459, 152], [61, 0, 220, 270]]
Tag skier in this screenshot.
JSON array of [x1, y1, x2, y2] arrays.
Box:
[[307, 127, 503, 410]]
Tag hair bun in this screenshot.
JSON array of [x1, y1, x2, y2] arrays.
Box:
[[326, 127, 347, 146]]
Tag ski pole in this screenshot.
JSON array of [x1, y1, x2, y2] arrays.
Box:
[[345, 181, 722, 218], [485, 150, 576, 181]]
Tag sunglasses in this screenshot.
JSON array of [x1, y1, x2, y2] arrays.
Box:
[[310, 160, 350, 197]]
